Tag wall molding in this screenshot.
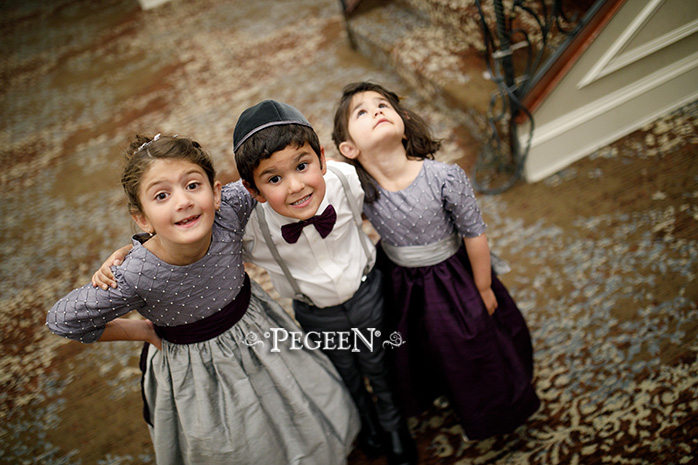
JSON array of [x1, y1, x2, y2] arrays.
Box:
[[522, 50, 698, 148], [577, 0, 698, 88], [522, 83, 698, 182], [596, 19, 698, 80], [520, 0, 698, 183]]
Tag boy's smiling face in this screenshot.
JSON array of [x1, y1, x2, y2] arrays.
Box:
[[246, 142, 327, 221]]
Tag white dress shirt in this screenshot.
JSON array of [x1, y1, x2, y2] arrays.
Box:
[[243, 160, 376, 308]]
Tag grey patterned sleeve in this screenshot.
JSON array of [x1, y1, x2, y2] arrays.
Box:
[[442, 164, 487, 238], [45, 269, 143, 343], [220, 180, 257, 229]]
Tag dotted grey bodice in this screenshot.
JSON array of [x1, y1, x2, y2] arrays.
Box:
[[46, 182, 255, 343], [363, 159, 486, 247]]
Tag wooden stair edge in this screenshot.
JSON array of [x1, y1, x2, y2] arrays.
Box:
[[518, 0, 627, 121], [345, 1, 495, 132]]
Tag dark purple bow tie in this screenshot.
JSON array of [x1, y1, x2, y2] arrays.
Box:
[[281, 205, 337, 244]]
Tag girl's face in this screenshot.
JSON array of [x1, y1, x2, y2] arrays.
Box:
[[133, 158, 221, 254], [341, 90, 405, 159]]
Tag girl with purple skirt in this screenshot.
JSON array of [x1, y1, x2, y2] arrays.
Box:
[[332, 82, 540, 441]]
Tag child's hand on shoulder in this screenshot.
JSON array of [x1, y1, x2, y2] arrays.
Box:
[[91, 245, 133, 289]]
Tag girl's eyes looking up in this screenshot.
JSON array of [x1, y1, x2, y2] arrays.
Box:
[[355, 102, 391, 118]]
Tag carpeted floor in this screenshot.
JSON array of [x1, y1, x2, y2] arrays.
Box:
[[1, 0, 696, 464]]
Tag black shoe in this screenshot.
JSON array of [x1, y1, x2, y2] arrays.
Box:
[[358, 429, 384, 458], [386, 424, 417, 465], [357, 412, 385, 458]]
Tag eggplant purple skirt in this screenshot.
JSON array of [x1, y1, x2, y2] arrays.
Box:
[[377, 244, 540, 440]]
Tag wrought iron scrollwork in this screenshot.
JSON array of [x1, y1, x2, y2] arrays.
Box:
[[472, 0, 590, 194]]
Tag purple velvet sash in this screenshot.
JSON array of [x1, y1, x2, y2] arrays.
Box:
[[140, 273, 251, 425], [152, 273, 251, 344]]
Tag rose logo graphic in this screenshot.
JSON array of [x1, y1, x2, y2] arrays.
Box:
[[382, 331, 406, 349], [242, 332, 265, 348]]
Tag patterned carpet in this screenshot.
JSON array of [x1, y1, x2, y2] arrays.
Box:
[[1, 0, 697, 464]]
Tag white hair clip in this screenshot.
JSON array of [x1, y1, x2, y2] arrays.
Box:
[[137, 133, 161, 152]]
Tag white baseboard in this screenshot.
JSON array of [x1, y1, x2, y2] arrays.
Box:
[[137, 0, 172, 10], [521, 56, 698, 183]]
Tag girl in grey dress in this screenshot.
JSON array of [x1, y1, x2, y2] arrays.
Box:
[[332, 83, 539, 441], [46, 134, 360, 464]]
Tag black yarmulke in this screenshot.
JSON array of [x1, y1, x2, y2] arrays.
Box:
[[233, 100, 312, 152]]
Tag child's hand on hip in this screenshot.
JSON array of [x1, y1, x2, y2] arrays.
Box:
[[144, 320, 163, 351]]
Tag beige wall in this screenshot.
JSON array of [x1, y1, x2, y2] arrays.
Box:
[[521, 0, 698, 182]]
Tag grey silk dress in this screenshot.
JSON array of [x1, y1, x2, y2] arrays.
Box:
[[46, 182, 360, 465]]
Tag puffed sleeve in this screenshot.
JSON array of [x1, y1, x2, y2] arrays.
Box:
[[241, 207, 259, 263], [46, 266, 145, 343], [219, 180, 256, 231], [442, 164, 487, 238]]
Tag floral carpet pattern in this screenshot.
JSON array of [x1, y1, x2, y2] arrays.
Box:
[[1, 0, 696, 464]]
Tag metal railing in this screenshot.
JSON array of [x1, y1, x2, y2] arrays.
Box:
[[472, 0, 600, 193], [337, 0, 601, 194]]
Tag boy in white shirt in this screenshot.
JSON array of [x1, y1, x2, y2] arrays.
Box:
[[234, 100, 415, 465]]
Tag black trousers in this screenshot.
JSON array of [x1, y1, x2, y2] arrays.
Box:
[[293, 267, 403, 432]]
